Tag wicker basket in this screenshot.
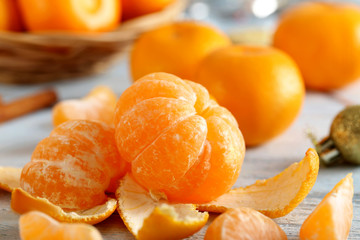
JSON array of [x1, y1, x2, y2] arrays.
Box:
[[0, 0, 187, 84]]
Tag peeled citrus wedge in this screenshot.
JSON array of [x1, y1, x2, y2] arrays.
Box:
[[116, 174, 209, 240], [20, 211, 103, 240], [300, 173, 353, 240], [52, 86, 117, 127], [198, 148, 319, 218], [0, 167, 22, 192], [11, 188, 117, 225], [205, 207, 287, 240]]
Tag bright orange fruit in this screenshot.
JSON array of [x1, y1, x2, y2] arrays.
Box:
[[114, 72, 245, 203], [121, 0, 174, 20], [19, 211, 103, 240], [20, 120, 128, 210], [300, 173, 353, 240], [0, 0, 23, 31], [52, 86, 117, 127], [194, 45, 305, 146], [205, 208, 287, 240], [273, 2, 360, 91], [130, 21, 231, 81], [18, 0, 120, 32]]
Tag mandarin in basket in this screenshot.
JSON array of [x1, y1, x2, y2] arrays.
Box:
[[114, 72, 245, 203], [18, 0, 120, 32], [130, 21, 231, 81], [194, 45, 305, 146], [273, 1, 360, 91], [52, 86, 117, 127], [0, 0, 23, 31], [20, 120, 128, 210], [121, 0, 174, 20]]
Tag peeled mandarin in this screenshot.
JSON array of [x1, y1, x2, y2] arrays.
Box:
[[19, 211, 103, 240], [20, 120, 128, 210], [114, 72, 245, 203], [205, 208, 287, 240]]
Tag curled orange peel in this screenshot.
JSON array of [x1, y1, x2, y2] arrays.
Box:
[[0, 167, 22, 192], [11, 188, 117, 225], [116, 174, 209, 240], [198, 148, 319, 218]]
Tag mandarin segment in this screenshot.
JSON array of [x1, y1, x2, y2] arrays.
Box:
[[114, 72, 245, 203], [300, 173, 354, 240], [53, 86, 117, 126], [19, 211, 103, 240], [198, 148, 319, 218], [205, 208, 287, 240], [0, 167, 22, 192], [20, 120, 127, 210]]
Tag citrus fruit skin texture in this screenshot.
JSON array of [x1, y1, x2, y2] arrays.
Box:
[[19, 211, 103, 240], [0, 0, 23, 31], [20, 120, 128, 210], [273, 2, 360, 91], [52, 86, 117, 127], [205, 208, 287, 240], [114, 72, 245, 204], [194, 45, 305, 146], [18, 0, 120, 32], [130, 21, 231, 81], [300, 173, 353, 240], [198, 148, 319, 218], [121, 0, 174, 20]]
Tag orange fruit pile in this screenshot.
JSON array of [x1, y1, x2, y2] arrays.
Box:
[[274, 1, 360, 91], [0, 72, 353, 239], [194, 45, 305, 146], [0, 0, 175, 32], [52, 86, 117, 127], [131, 21, 231, 81], [114, 72, 245, 203], [20, 120, 128, 210]]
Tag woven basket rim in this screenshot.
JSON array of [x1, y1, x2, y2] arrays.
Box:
[[0, 0, 188, 44]]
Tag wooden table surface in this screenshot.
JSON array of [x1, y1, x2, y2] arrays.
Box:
[[0, 58, 359, 239]]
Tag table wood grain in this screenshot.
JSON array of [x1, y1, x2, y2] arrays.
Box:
[[0, 61, 359, 239]]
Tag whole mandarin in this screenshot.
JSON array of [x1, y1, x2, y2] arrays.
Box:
[[273, 1, 360, 91], [130, 21, 231, 81], [114, 72, 245, 203], [194, 45, 305, 146]]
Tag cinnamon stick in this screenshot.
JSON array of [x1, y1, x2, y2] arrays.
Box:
[[0, 89, 57, 123]]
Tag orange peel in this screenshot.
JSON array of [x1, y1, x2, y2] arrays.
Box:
[[116, 174, 209, 240], [198, 148, 319, 218], [11, 188, 117, 225], [0, 167, 22, 192]]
